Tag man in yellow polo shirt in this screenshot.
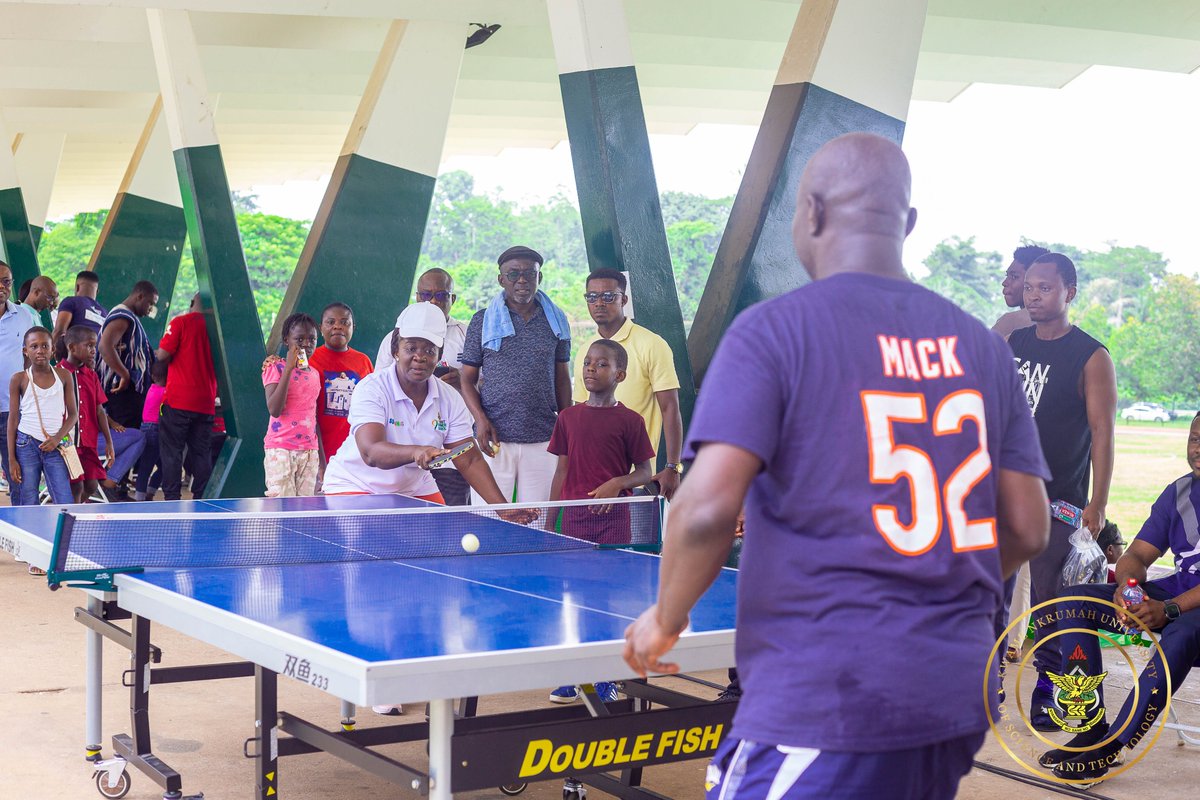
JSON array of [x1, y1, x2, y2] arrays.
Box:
[[572, 268, 684, 499]]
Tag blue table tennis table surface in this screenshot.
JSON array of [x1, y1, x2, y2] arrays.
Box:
[[0, 496, 738, 705]]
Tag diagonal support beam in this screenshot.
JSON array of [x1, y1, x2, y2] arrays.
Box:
[[688, 0, 928, 383], [269, 19, 465, 355], [148, 7, 267, 497], [0, 116, 40, 284], [89, 97, 187, 344], [548, 0, 697, 429]]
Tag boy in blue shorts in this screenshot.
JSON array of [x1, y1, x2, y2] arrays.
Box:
[[624, 134, 1052, 799], [547, 338, 654, 703]]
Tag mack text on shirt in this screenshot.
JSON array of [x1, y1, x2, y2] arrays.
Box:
[[877, 335, 964, 381]]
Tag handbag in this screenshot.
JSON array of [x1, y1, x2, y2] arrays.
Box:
[[31, 370, 85, 482]]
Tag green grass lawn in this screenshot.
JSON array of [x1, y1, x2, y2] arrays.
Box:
[[1108, 420, 1192, 566]]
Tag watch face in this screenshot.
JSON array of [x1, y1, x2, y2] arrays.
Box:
[[1165, 602, 1181, 620]]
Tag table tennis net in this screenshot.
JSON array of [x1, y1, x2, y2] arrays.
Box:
[[52, 497, 662, 575]]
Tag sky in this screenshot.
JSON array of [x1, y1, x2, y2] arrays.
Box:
[[252, 64, 1200, 277]]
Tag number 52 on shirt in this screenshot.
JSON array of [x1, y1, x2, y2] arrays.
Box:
[[861, 390, 995, 556]]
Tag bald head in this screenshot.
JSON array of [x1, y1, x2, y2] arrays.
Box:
[[792, 133, 917, 280], [27, 275, 59, 312]]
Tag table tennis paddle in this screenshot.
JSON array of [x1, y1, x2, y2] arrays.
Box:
[[427, 441, 474, 469]]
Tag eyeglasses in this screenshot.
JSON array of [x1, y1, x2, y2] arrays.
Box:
[[0, 278, 12, 288], [502, 269, 539, 283], [585, 291, 623, 305], [416, 290, 453, 302]]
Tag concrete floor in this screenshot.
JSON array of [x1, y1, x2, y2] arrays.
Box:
[[2, 548, 1197, 799]]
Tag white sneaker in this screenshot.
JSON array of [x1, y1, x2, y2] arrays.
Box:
[[372, 704, 403, 716]]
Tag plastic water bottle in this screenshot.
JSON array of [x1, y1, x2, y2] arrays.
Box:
[[1120, 578, 1145, 635]]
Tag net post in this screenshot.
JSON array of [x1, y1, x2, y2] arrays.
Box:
[[45, 510, 75, 590], [47, 508, 144, 591]]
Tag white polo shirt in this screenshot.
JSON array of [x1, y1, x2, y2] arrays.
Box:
[[321, 366, 474, 497], [376, 317, 468, 372]]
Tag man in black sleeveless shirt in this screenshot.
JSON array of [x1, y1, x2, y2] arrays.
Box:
[[1008, 252, 1117, 730]]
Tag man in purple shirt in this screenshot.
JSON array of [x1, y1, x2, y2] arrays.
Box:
[[52, 270, 107, 353], [624, 133, 1051, 799]]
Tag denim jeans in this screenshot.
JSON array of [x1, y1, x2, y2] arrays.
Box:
[[135, 422, 162, 494], [14, 431, 74, 505], [0, 410, 10, 491], [97, 426, 145, 483]]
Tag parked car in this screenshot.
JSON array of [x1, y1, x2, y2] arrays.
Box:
[[1121, 402, 1172, 423]]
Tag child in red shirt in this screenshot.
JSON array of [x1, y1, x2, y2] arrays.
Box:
[[306, 302, 373, 484], [61, 326, 116, 503]]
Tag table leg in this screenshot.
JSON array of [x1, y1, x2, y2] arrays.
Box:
[[255, 666, 278, 800], [428, 698, 454, 800], [85, 595, 103, 761]]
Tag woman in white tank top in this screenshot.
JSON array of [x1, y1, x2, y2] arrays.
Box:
[[6, 326, 78, 506]]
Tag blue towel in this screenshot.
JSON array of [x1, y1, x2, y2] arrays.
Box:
[[482, 291, 571, 351]]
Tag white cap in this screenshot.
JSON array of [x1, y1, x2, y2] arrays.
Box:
[[395, 302, 446, 348]]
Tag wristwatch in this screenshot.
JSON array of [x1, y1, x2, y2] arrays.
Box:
[[1164, 601, 1181, 622], [665, 462, 684, 475]]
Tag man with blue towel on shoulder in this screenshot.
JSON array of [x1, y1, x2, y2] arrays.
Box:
[[459, 246, 572, 504]]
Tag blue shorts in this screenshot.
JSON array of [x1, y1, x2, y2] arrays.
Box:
[[705, 732, 985, 800]]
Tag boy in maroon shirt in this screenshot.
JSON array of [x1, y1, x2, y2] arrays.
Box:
[[548, 339, 655, 540], [546, 339, 654, 704]]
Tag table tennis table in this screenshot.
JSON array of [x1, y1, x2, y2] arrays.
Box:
[[0, 494, 738, 799]]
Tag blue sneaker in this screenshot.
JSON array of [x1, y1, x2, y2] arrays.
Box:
[[593, 682, 619, 703], [549, 685, 580, 704]]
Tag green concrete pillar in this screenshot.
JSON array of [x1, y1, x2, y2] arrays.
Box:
[[12, 133, 64, 255], [148, 8, 267, 498], [688, 0, 928, 382], [547, 0, 697, 430], [269, 19, 465, 354], [0, 119, 40, 284], [89, 98, 187, 344]]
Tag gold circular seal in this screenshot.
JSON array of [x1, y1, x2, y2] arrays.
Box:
[[983, 594, 1173, 785]]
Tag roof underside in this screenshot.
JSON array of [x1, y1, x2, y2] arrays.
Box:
[[3, 0, 1199, 217]]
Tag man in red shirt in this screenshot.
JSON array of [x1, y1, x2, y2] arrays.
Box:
[[307, 301, 373, 485], [155, 294, 218, 500]]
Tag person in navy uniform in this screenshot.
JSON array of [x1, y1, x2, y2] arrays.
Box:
[[1038, 412, 1200, 784], [624, 133, 1051, 799]]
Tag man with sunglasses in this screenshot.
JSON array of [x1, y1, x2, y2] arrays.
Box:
[[377, 268, 471, 503], [376, 269, 467, 389], [573, 268, 684, 499], [460, 245, 572, 504]]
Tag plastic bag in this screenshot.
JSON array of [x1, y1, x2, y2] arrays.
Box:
[[1059, 528, 1107, 588]]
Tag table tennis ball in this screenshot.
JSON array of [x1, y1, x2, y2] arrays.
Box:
[[461, 533, 480, 553]]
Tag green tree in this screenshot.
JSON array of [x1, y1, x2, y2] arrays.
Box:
[[666, 220, 722, 324], [34, 210, 109, 288], [1107, 274, 1200, 405], [1074, 244, 1167, 325], [918, 236, 1005, 323]]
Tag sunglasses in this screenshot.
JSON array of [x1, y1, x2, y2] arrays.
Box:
[[502, 269, 539, 283], [584, 291, 623, 305], [416, 290, 453, 302]]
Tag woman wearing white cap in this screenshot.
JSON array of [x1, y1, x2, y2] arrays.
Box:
[[327, 302, 519, 716], [322, 302, 508, 505]]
